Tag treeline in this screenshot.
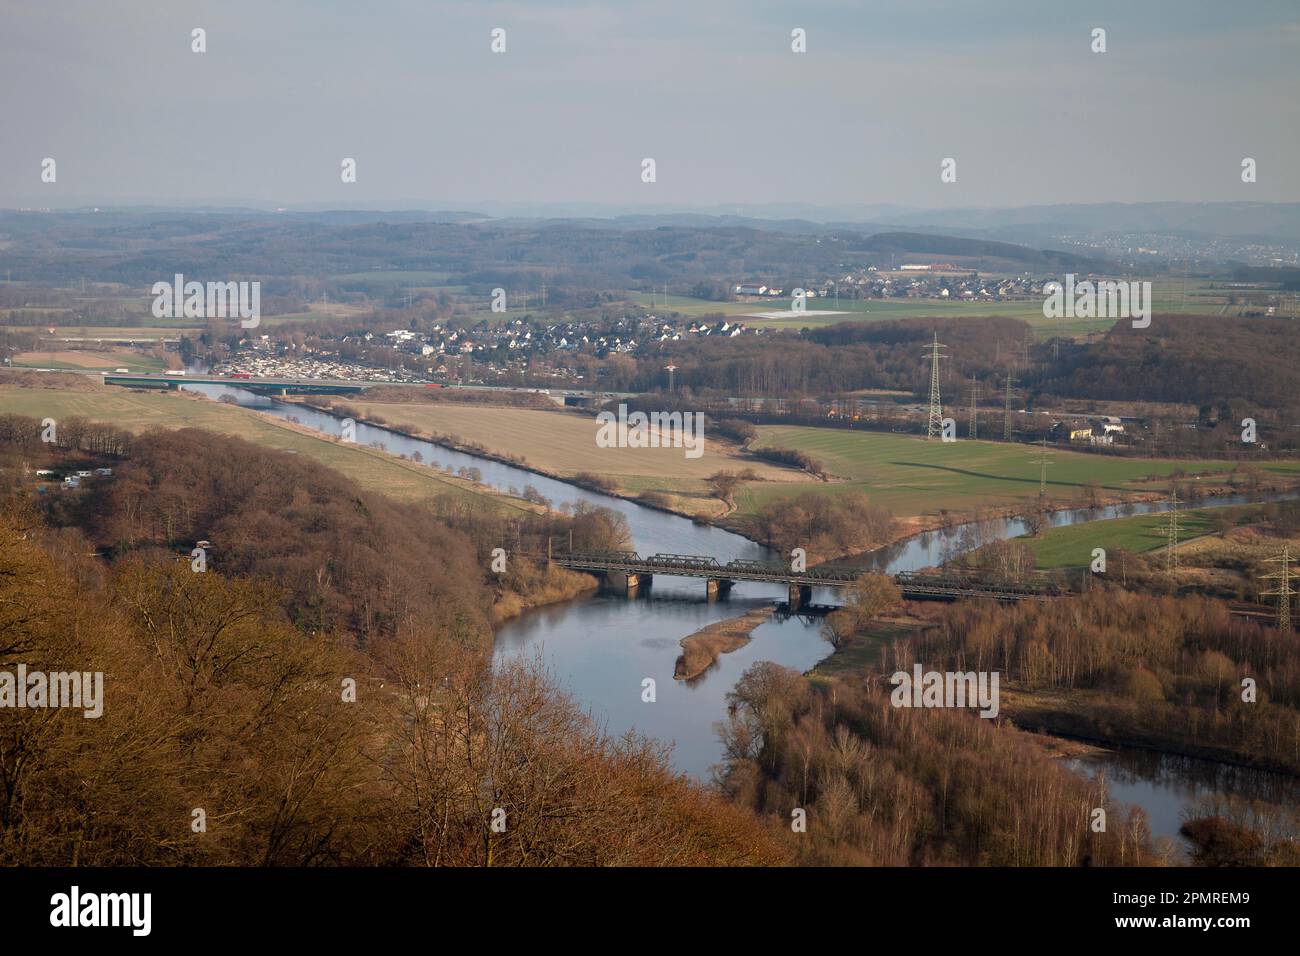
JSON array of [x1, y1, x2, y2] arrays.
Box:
[[910, 590, 1300, 773], [0, 413, 133, 457], [0, 210, 1101, 289], [715, 662, 1156, 865], [741, 490, 897, 559], [1, 420, 626, 642], [0, 509, 783, 866], [747, 445, 826, 478], [600, 314, 1300, 448], [1038, 315, 1299, 415], [615, 317, 1035, 396]]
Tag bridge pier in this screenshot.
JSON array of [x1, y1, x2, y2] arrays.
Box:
[[788, 583, 812, 609], [705, 578, 734, 601], [606, 571, 650, 597]]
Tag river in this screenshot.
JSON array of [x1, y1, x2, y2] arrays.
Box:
[[183, 382, 1295, 849]]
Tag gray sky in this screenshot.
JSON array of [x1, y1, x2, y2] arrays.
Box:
[[3, 0, 1298, 209]]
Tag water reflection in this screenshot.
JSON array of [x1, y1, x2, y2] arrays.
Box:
[[1069, 749, 1300, 851], [185, 383, 1295, 795]]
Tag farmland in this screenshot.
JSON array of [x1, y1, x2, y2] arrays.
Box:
[[337, 399, 812, 512], [0, 383, 527, 510], [736, 425, 1300, 521], [628, 278, 1233, 335], [10, 348, 169, 372], [1022, 505, 1252, 570]]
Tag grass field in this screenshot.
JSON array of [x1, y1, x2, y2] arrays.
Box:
[[737, 426, 1300, 521], [629, 279, 1231, 336], [343, 401, 810, 494], [0, 325, 198, 340], [1023, 505, 1256, 569], [11, 349, 168, 372], [0, 385, 527, 510], [257, 301, 373, 326], [332, 270, 452, 286]]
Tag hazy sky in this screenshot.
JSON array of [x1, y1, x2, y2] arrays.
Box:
[[3, 0, 1298, 210]]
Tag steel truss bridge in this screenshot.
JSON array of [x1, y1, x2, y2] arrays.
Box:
[[551, 550, 1062, 605]]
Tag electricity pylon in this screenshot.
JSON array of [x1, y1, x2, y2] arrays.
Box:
[[664, 363, 677, 392], [1003, 373, 1015, 441], [1164, 489, 1184, 571], [967, 376, 979, 439], [1261, 547, 1298, 630], [1032, 437, 1052, 496], [924, 333, 947, 440]]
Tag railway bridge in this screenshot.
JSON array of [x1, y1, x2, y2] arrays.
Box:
[[551, 550, 1062, 607]]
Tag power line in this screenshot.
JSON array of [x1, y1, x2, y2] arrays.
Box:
[[1261, 546, 1298, 631], [1032, 437, 1052, 497], [1164, 488, 1183, 572], [923, 333, 947, 440], [967, 376, 979, 440], [1003, 373, 1015, 441]]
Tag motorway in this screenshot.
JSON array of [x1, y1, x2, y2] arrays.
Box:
[[18, 367, 632, 403]]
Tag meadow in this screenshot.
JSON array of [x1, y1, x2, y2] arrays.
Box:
[[11, 349, 168, 372], [0, 384, 525, 510], [1022, 506, 1248, 570], [735, 426, 1300, 521], [628, 278, 1230, 336], [340, 400, 810, 513]]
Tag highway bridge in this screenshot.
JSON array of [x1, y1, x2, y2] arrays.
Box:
[[551, 550, 1063, 606], [95, 371, 630, 403], [102, 373, 369, 395]]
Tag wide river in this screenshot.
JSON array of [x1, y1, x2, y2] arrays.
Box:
[[187, 383, 1297, 849]]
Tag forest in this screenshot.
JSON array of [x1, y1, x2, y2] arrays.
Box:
[[903, 590, 1300, 774], [714, 661, 1160, 866], [2, 412, 1294, 866], [0, 505, 783, 865], [628, 314, 1300, 423], [0, 210, 1112, 291], [0, 416, 787, 864]]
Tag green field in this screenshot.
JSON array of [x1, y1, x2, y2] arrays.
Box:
[[332, 270, 453, 286], [0, 385, 528, 511], [629, 279, 1231, 336], [737, 426, 1300, 521], [10, 352, 169, 372], [1024, 505, 1254, 569], [0, 324, 198, 339]]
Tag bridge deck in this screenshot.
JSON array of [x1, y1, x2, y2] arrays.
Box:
[[552, 551, 1060, 602]]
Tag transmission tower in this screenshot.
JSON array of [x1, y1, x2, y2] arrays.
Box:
[[1261, 546, 1298, 630], [923, 333, 947, 440], [1164, 489, 1184, 571], [1032, 437, 1052, 496], [1003, 373, 1015, 441], [967, 376, 979, 439], [664, 363, 677, 392]]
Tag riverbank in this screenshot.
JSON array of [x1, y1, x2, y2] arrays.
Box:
[[490, 565, 601, 625], [284, 395, 1298, 564], [807, 607, 1300, 777], [674, 605, 776, 681], [1000, 686, 1300, 777], [286, 399, 738, 518]]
